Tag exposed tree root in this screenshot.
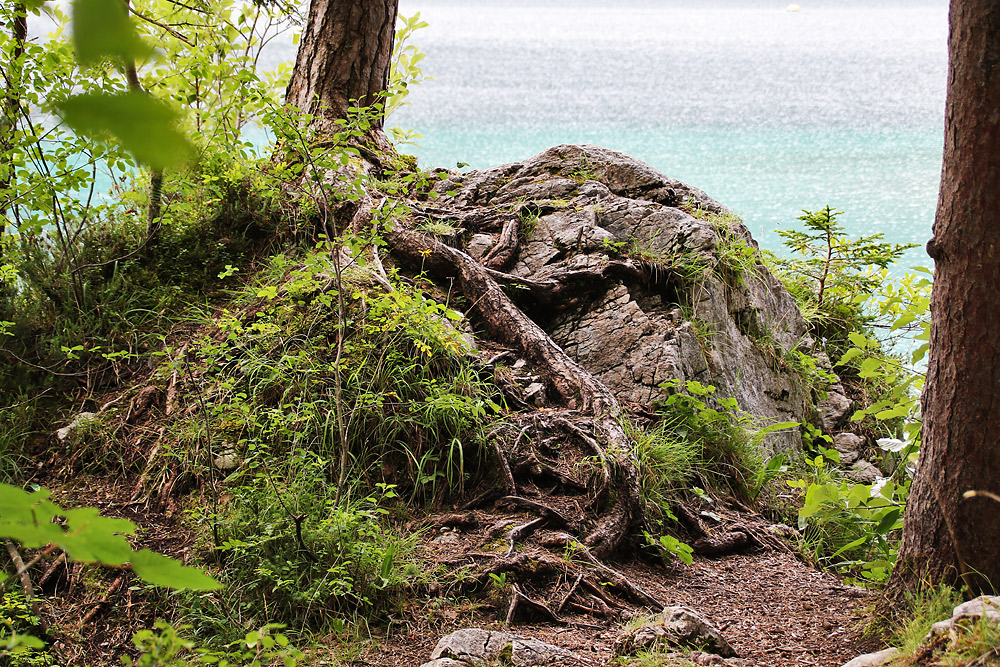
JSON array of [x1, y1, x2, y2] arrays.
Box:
[[483, 216, 519, 270], [384, 225, 643, 560], [674, 502, 753, 557]]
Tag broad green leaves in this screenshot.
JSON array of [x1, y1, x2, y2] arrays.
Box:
[[59, 92, 194, 170], [131, 549, 220, 590], [58, 0, 194, 169], [790, 453, 909, 584], [71, 0, 153, 66], [0, 483, 219, 590]]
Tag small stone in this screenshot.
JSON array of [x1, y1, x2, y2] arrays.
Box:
[[512, 359, 527, 370], [691, 651, 724, 665], [848, 460, 882, 484], [523, 382, 546, 406], [952, 595, 1000, 620], [427, 628, 581, 666], [839, 451, 860, 466], [466, 234, 495, 260], [951, 596, 1000, 626], [926, 619, 952, 638], [923, 597, 1000, 642], [420, 660, 466, 667], [819, 392, 853, 433], [213, 449, 240, 471], [839, 648, 899, 667], [616, 606, 736, 658], [833, 432, 864, 453]]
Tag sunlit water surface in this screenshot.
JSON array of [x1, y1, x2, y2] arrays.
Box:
[[344, 0, 950, 266]]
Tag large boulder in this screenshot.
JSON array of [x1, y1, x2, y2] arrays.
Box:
[[429, 144, 844, 450]]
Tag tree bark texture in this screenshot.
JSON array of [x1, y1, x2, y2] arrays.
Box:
[[285, 0, 398, 136], [895, 0, 1000, 595]]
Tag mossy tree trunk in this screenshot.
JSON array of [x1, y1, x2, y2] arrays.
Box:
[[893, 0, 1000, 596]]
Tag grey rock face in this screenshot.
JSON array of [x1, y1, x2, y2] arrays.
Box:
[[434, 144, 846, 450], [616, 606, 737, 658], [423, 628, 582, 667]]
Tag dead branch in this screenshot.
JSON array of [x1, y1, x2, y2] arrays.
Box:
[[5, 540, 43, 625], [556, 573, 584, 613], [505, 517, 548, 557], [80, 573, 126, 627]]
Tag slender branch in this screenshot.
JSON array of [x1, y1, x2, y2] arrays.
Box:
[[128, 6, 196, 46]]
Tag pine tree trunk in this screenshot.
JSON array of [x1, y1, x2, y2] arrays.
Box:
[[893, 0, 1000, 595], [285, 0, 398, 145]]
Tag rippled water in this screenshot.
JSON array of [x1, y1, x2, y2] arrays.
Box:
[[381, 0, 948, 264]]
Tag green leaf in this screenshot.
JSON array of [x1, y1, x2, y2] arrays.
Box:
[[831, 535, 868, 558], [837, 347, 863, 365], [72, 0, 154, 66], [60, 507, 136, 563], [858, 357, 882, 378], [875, 404, 909, 420], [59, 92, 194, 169], [874, 508, 901, 535], [847, 331, 868, 348], [131, 549, 221, 590]]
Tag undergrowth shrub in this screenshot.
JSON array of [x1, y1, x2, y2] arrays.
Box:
[[756, 209, 931, 586], [186, 460, 414, 639], [786, 443, 910, 584], [0, 589, 53, 667], [639, 379, 798, 542], [163, 237, 500, 638]]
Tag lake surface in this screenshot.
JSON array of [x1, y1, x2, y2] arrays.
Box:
[[381, 0, 948, 266]]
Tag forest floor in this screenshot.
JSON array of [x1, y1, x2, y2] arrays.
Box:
[[347, 520, 878, 667], [33, 470, 879, 667]]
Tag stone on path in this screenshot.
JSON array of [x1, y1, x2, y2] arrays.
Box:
[[615, 606, 737, 658], [421, 628, 583, 667]]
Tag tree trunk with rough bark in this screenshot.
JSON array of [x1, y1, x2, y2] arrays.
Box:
[[893, 0, 1000, 596], [285, 0, 398, 145]]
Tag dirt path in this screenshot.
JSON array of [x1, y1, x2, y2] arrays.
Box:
[[363, 531, 877, 667]]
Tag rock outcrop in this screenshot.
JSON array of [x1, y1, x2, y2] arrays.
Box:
[[423, 144, 847, 449]]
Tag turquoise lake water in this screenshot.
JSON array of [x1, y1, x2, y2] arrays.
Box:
[[377, 0, 949, 267]]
